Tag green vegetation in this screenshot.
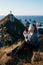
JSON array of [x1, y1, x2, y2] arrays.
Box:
[[6, 18, 25, 43], [0, 14, 25, 46]]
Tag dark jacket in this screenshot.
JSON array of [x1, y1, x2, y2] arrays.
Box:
[[30, 32, 38, 46]]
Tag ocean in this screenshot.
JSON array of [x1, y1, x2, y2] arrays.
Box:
[[15, 16, 43, 26], [0, 16, 43, 26]]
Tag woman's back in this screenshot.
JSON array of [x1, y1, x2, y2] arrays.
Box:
[[28, 24, 39, 47], [30, 32, 38, 46]]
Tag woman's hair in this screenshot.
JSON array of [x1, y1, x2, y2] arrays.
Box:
[[25, 27, 28, 32], [32, 24, 37, 32]]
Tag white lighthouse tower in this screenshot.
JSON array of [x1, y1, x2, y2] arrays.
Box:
[[10, 11, 12, 14], [9, 11, 14, 22]]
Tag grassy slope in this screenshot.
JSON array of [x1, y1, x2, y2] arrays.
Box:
[[0, 35, 43, 65]]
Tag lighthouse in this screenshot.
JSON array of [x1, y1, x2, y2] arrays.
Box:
[[9, 11, 14, 22], [10, 11, 12, 14]]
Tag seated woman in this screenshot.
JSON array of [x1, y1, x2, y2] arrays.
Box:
[[23, 24, 39, 49], [29, 24, 39, 49]]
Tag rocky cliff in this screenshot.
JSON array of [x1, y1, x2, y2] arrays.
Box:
[[0, 14, 25, 46]]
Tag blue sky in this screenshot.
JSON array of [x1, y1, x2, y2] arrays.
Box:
[[0, 0, 43, 15]]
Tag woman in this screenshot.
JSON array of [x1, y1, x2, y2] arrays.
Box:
[[23, 24, 39, 49], [28, 24, 39, 49]]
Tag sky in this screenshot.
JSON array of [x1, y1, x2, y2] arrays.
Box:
[[0, 0, 43, 16]]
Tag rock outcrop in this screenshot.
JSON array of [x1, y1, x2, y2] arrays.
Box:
[[0, 14, 25, 46]]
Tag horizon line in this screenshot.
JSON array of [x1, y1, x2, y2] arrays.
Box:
[[0, 14, 43, 16]]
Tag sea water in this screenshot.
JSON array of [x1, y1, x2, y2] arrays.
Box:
[[0, 16, 43, 26], [15, 16, 43, 26]]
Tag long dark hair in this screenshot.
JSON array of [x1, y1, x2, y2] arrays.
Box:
[[25, 27, 28, 32], [32, 24, 37, 33]]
